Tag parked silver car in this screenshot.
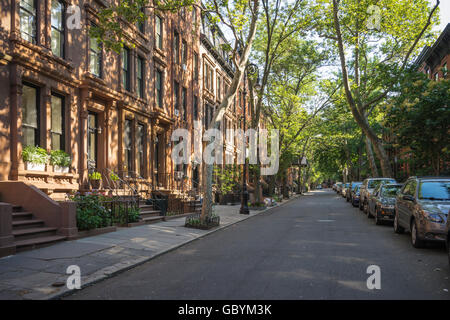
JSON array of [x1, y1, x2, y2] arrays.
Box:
[[360, 178, 397, 212], [394, 177, 450, 248]]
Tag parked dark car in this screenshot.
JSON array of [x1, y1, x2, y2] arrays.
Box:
[[394, 177, 450, 248], [351, 184, 362, 207], [360, 178, 397, 212], [367, 183, 403, 224], [347, 181, 362, 202]]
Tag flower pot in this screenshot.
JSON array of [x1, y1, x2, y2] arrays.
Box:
[[25, 162, 45, 171], [54, 165, 69, 173]]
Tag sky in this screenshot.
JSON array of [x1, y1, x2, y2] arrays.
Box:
[[435, 0, 450, 32]]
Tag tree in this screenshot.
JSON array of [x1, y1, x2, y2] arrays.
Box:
[[93, 0, 261, 222], [316, 0, 441, 177], [248, 0, 318, 204], [388, 71, 450, 176]]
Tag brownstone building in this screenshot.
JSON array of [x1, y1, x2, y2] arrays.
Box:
[[0, 0, 255, 202]]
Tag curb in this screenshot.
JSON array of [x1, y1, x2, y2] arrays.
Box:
[[47, 195, 302, 300]]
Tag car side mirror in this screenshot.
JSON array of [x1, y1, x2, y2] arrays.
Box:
[[403, 195, 415, 202]]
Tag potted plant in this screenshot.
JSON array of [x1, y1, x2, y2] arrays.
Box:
[[50, 150, 71, 173], [89, 171, 102, 189], [22, 146, 49, 171]]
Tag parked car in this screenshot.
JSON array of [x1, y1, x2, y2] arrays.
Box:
[[445, 216, 450, 265], [347, 181, 362, 202], [367, 183, 403, 224], [336, 183, 343, 195], [394, 177, 450, 248], [351, 184, 362, 207], [335, 182, 342, 193], [341, 183, 350, 198], [360, 178, 397, 212], [316, 185, 323, 190]]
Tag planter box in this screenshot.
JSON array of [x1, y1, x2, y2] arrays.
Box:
[[76, 226, 117, 239], [54, 165, 69, 173], [25, 162, 46, 171]]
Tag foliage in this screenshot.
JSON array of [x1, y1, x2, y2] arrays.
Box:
[[110, 172, 120, 181], [49, 150, 71, 167], [213, 165, 239, 195], [89, 171, 102, 180], [387, 71, 450, 175], [22, 146, 49, 165], [68, 192, 111, 231]]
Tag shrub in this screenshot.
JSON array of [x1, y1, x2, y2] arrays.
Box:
[[89, 171, 102, 180], [110, 172, 120, 181], [68, 192, 111, 231], [22, 146, 49, 164], [49, 150, 71, 167]]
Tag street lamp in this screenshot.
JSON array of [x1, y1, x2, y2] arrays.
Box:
[[240, 63, 260, 215]]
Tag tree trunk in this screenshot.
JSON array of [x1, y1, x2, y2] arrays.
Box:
[[199, 0, 260, 222], [365, 136, 379, 177], [332, 0, 393, 178]]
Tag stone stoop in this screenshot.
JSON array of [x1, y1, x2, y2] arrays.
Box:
[[138, 203, 163, 224], [11, 204, 66, 252]]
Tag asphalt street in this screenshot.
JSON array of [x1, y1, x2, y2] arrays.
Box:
[[65, 190, 450, 299]]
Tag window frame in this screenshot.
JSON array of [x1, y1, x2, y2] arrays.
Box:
[[89, 24, 103, 78], [51, 0, 65, 58], [21, 83, 40, 147], [124, 119, 133, 174], [50, 93, 65, 151], [122, 46, 131, 91], [155, 68, 163, 108], [19, 0, 37, 44], [137, 56, 145, 99], [155, 15, 163, 50]]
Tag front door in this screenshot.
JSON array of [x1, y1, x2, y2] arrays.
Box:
[[87, 112, 98, 171]]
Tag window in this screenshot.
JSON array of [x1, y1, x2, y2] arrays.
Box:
[[174, 81, 180, 115], [434, 72, 439, 81], [51, 0, 65, 58], [180, 7, 186, 20], [21, 84, 39, 147], [443, 63, 448, 78], [137, 6, 145, 32], [20, 0, 36, 43], [89, 28, 102, 77], [51, 94, 64, 150], [217, 75, 221, 100], [122, 47, 130, 91], [181, 40, 187, 65], [174, 31, 180, 64], [155, 15, 163, 50], [156, 69, 163, 108], [193, 95, 198, 119], [182, 87, 187, 121], [194, 53, 199, 80], [137, 56, 144, 99], [137, 124, 145, 177], [204, 62, 214, 92], [124, 119, 133, 173]]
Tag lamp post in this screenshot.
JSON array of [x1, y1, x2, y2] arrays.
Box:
[[240, 63, 260, 215]]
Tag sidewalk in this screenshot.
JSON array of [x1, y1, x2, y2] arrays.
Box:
[[0, 195, 300, 300]]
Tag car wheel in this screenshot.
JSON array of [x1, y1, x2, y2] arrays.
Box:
[[374, 208, 382, 225], [359, 199, 363, 211], [411, 219, 425, 248], [393, 211, 404, 234]]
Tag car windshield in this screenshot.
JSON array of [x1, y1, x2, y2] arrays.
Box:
[[418, 181, 450, 200], [345, 183, 349, 187], [382, 186, 401, 197], [352, 184, 361, 191], [368, 179, 395, 189]]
